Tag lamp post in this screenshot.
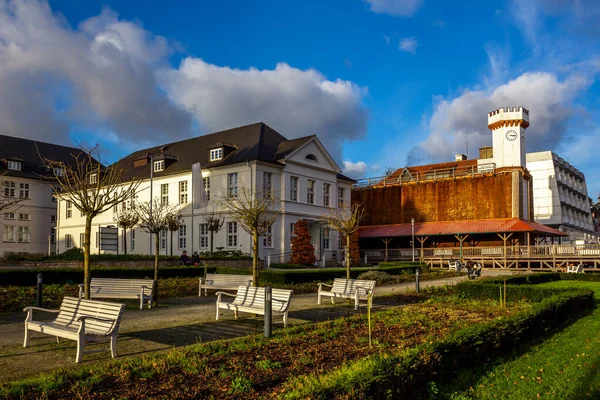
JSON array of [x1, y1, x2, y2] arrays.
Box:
[[411, 218, 415, 262]]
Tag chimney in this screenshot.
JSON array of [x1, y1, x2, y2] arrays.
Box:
[[455, 154, 467, 161]]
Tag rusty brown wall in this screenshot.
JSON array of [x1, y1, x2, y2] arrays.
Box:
[[353, 173, 514, 226]]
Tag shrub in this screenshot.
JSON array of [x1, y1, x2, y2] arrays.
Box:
[[481, 273, 561, 286], [291, 220, 316, 265], [269, 263, 311, 269], [357, 271, 394, 285]]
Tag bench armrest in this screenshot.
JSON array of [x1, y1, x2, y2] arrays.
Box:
[[215, 291, 236, 297], [23, 306, 60, 313], [318, 283, 333, 291], [272, 298, 288, 304], [77, 315, 118, 323]]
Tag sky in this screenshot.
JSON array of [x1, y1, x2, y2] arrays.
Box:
[[1, 0, 600, 197]]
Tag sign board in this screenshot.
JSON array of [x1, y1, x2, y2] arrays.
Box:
[[99, 226, 118, 251]]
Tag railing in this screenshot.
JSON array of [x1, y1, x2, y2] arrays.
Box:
[[353, 162, 496, 189], [265, 252, 292, 267]]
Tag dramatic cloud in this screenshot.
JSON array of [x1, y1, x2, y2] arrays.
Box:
[[407, 72, 591, 165], [0, 0, 192, 145], [342, 160, 368, 178], [398, 37, 418, 54], [160, 59, 369, 161], [364, 0, 423, 17]]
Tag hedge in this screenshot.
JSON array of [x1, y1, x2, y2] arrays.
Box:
[[268, 263, 312, 269], [284, 286, 595, 399], [481, 272, 562, 286]]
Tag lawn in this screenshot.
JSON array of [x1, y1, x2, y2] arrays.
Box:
[[436, 280, 600, 399]]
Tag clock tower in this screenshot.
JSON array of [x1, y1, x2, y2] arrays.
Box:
[[487, 106, 529, 168]]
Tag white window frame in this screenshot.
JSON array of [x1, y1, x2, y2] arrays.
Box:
[[323, 226, 330, 250], [263, 172, 273, 198], [154, 160, 164, 172], [80, 233, 85, 248], [54, 167, 64, 177], [290, 176, 298, 202], [3, 181, 15, 198], [18, 226, 30, 243], [8, 161, 21, 171], [179, 181, 188, 205], [203, 177, 210, 201], [199, 223, 209, 249], [66, 201, 72, 219], [227, 222, 238, 248], [263, 225, 273, 248], [161, 183, 169, 205], [131, 229, 136, 251], [179, 225, 187, 249], [160, 230, 167, 250], [338, 187, 346, 208], [89, 174, 98, 184], [65, 234, 72, 249], [4, 212, 15, 220], [3, 225, 15, 242], [19, 183, 29, 199], [18, 213, 30, 221], [51, 215, 56, 223], [307, 180, 315, 204], [50, 228, 56, 244], [210, 148, 223, 161], [228, 173, 238, 198], [290, 223, 296, 244], [323, 183, 331, 207]]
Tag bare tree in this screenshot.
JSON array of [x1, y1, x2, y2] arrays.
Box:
[[113, 203, 139, 255], [205, 212, 224, 255], [222, 188, 277, 286], [134, 198, 180, 305], [324, 203, 366, 279], [47, 149, 140, 299], [0, 172, 27, 212], [165, 212, 183, 256]]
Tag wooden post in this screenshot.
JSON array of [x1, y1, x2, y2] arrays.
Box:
[[497, 233, 512, 269], [527, 232, 531, 270], [454, 234, 469, 263], [417, 236, 428, 263], [380, 237, 392, 262]]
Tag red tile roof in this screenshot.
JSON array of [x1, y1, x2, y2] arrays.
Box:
[[358, 218, 567, 238]]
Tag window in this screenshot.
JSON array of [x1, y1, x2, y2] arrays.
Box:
[[8, 160, 21, 170], [131, 229, 135, 251], [203, 177, 210, 201], [66, 201, 72, 219], [65, 234, 72, 249], [307, 180, 315, 204], [3, 225, 15, 242], [290, 223, 296, 244], [323, 227, 330, 250], [80, 233, 85, 248], [51, 215, 56, 223], [4, 212, 15, 219], [19, 183, 29, 199], [199, 223, 209, 249], [323, 183, 331, 207], [18, 226, 30, 243], [338, 187, 346, 208], [4, 181, 15, 197], [18, 213, 30, 221], [54, 167, 64, 177], [154, 160, 164, 172], [96, 232, 99, 248], [290, 176, 298, 202], [89, 174, 98, 184], [263, 172, 273, 198], [227, 173, 238, 198], [50, 228, 56, 244], [161, 184, 169, 205], [227, 222, 238, 247], [338, 232, 343, 250], [51, 195, 56, 203], [263, 225, 273, 248], [160, 230, 167, 250], [305, 154, 317, 162], [210, 148, 223, 161], [179, 181, 188, 205], [178, 225, 187, 249]]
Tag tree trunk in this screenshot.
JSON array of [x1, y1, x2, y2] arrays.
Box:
[[170, 231, 173, 256], [154, 232, 160, 307], [210, 231, 214, 254], [252, 229, 259, 287], [83, 216, 92, 299], [123, 228, 127, 255], [346, 235, 351, 279]]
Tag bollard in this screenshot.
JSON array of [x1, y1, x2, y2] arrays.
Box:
[[36, 273, 43, 307], [415, 268, 420, 293], [264, 286, 272, 338]]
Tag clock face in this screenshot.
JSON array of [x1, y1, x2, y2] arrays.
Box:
[[505, 130, 518, 141]]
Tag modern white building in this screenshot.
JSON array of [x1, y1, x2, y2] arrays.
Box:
[[55, 123, 354, 264], [0, 135, 83, 257], [526, 151, 596, 243]]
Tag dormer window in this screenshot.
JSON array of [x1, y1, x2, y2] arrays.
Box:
[[54, 167, 64, 177], [305, 154, 317, 162], [210, 148, 223, 161], [90, 174, 98, 184], [154, 160, 164, 172], [7, 161, 21, 171]]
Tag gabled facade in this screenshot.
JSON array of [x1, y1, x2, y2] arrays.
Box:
[[55, 123, 354, 264]]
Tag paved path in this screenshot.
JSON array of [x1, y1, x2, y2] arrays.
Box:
[[0, 270, 516, 382]]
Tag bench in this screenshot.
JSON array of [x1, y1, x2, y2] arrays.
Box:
[[79, 278, 155, 310], [199, 273, 253, 296], [216, 286, 293, 327], [567, 264, 583, 273], [23, 296, 125, 363], [317, 278, 376, 310], [448, 260, 463, 271]]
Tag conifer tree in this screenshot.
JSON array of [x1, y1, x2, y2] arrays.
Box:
[[291, 220, 316, 265]]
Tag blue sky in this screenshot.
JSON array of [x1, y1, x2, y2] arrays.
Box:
[[2, 0, 600, 197]]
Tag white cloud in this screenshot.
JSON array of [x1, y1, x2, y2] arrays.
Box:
[[364, 0, 423, 17], [160, 59, 368, 162], [407, 72, 591, 165], [383, 35, 390, 45], [342, 160, 368, 178], [0, 0, 192, 145], [398, 37, 418, 54]]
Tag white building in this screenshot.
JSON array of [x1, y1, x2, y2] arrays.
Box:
[[0, 135, 83, 257], [55, 123, 354, 264], [526, 151, 596, 243]]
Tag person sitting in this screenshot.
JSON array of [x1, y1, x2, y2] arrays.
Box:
[[179, 250, 191, 266], [191, 251, 201, 266]]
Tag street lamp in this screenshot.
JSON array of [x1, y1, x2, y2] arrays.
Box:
[[411, 218, 415, 262]]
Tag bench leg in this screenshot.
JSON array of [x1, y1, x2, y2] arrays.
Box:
[[23, 327, 30, 348], [317, 293, 322, 305], [75, 338, 84, 363], [110, 335, 117, 358], [234, 309, 238, 319], [283, 312, 288, 328], [139, 298, 143, 310], [56, 336, 61, 343], [216, 305, 220, 320]]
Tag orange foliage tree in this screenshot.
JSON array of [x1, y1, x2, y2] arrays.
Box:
[[291, 220, 316, 265]]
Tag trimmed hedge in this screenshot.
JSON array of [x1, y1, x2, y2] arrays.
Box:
[[284, 286, 595, 399], [268, 263, 311, 269], [481, 272, 562, 286]]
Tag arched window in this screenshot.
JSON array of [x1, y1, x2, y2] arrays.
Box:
[[305, 154, 317, 161]]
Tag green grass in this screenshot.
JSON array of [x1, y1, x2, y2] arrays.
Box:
[[438, 280, 600, 399]]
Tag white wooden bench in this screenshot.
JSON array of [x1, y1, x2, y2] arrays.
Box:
[[79, 278, 155, 310], [567, 264, 583, 273], [23, 296, 125, 363], [199, 273, 253, 296], [448, 260, 463, 271], [317, 278, 376, 310], [216, 286, 293, 327]]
